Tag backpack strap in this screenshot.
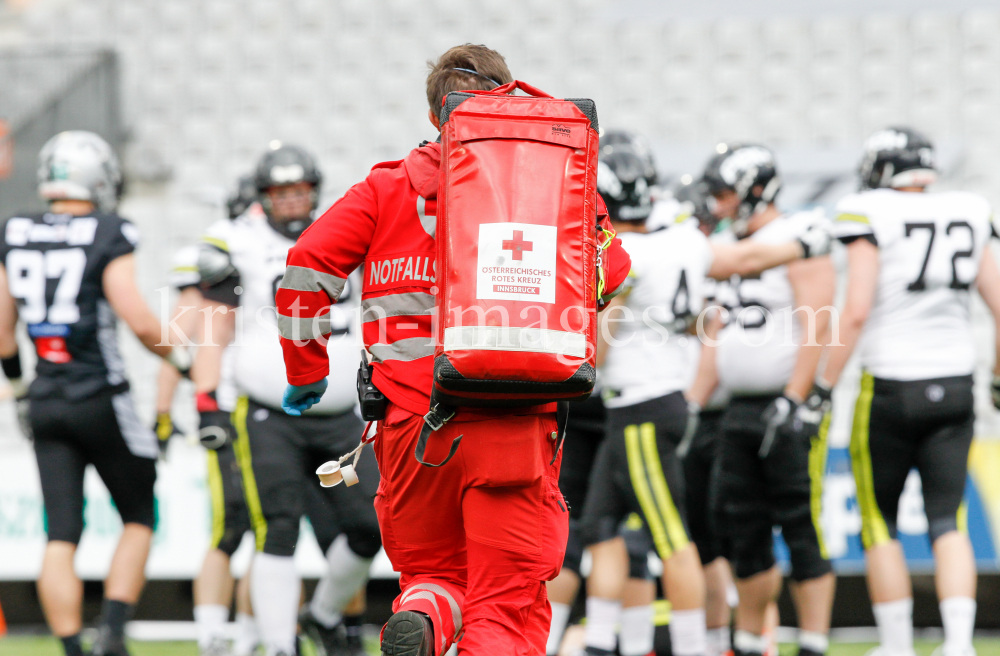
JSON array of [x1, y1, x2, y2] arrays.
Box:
[[415, 403, 463, 467], [550, 401, 571, 465]]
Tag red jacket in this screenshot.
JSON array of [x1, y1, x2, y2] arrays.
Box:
[[276, 141, 630, 416]]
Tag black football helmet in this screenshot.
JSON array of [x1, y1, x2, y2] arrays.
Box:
[[253, 143, 323, 239], [600, 130, 658, 187], [227, 174, 258, 219], [597, 140, 654, 223], [858, 126, 936, 190], [672, 177, 717, 233], [700, 143, 781, 234]]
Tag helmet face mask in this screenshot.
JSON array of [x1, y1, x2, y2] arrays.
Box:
[[700, 143, 781, 236], [37, 131, 122, 212], [672, 178, 719, 233], [253, 143, 323, 240], [858, 126, 937, 190]]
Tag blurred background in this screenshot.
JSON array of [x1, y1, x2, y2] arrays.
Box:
[[4, 0, 1000, 648]]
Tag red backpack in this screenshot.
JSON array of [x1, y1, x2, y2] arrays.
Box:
[[432, 81, 602, 411]]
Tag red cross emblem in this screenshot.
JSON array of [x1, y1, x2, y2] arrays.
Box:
[[501, 230, 533, 261]]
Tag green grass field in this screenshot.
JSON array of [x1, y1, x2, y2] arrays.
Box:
[[3, 639, 1000, 656]]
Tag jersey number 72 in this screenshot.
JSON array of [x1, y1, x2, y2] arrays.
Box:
[[904, 221, 974, 291]]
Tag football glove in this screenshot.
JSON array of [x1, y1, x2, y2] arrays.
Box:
[[797, 223, 832, 259], [282, 379, 329, 416], [153, 412, 182, 457], [676, 400, 701, 459], [196, 391, 232, 450], [759, 393, 824, 459]]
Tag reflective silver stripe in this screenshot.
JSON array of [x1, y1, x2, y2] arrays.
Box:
[[279, 265, 347, 301], [416, 196, 435, 238], [277, 312, 332, 340], [362, 292, 436, 322], [368, 337, 435, 362], [399, 583, 463, 646], [407, 583, 463, 634], [443, 326, 586, 358], [112, 392, 159, 459], [399, 591, 447, 651]]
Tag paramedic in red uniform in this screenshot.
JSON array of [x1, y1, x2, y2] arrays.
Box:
[[275, 45, 630, 656]]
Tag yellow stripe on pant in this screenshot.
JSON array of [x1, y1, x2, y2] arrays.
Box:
[[625, 424, 673, 559], [810, 412, 831, 560], [624, 422, 690, 562], [639, 423, 689, 554], [206, 449, 226, 549], [849, 372, 891, 549], [232, 396, 268, 551]]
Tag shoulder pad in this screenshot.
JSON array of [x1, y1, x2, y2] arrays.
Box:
[[197, 243, 236, 286], [168, 244, 201, 289]]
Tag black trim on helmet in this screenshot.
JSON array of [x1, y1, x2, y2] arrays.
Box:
[[597, 141, 654, 223], [699, 143, 781, 224], [858, 126, 936, 190]]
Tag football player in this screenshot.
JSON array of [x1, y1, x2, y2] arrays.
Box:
[[579, 139, 830, 656], [673, 179, 737, 656], [193, 143, 380, 656], [0, 131, 191, 656], [821, 127, 1000, 656], [700, 144, 836, 656], [152, 176, 260, 656], [545, 130, 660, 656]]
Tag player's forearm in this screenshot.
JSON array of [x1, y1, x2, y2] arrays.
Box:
[[191, 303, 234, 393], [192, 342, 225, 394], [0, 268, 20, 358], [975, 247, 1000, 375], [786, 309, 833, 400], [0, 330, 17, 359], [819, 311, 865, 387], [131, 312, 174, 358], [156, 362, 182, 414], [711, 242, 800, 279], [786, 341, 824, 402], [686, 344, 719, 408], [686, 313, 721, 406]]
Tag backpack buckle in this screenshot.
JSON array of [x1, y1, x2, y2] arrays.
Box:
[[423, 404, 456, 432]]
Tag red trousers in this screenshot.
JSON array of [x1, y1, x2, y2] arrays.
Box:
[[374, 402, 568, 656]]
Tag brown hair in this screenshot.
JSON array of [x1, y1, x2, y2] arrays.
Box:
[[426, 44, 513, 116]]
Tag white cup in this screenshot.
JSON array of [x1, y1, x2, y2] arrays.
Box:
[[316, 461, 344, 487]]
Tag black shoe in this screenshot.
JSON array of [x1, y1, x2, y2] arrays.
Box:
[[344, 632, 368, 656], [299, 608, 347, 656], [89, 626, 130, 656], [381, 611, 433, 656]]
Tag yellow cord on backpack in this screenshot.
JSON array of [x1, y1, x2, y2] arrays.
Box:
[[596, 224, 617, 301]]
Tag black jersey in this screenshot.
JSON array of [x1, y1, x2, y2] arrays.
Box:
[[0, 211, 138, 400]]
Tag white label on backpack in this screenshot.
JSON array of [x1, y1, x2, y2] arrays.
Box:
[[476, 222, 557, 304]]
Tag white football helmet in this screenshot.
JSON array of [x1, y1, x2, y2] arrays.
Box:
[[37, 130, 122, 212]]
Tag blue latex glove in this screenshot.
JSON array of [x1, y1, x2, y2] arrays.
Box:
[[282, 379, 329, 416]]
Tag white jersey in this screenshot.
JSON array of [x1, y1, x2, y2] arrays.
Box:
[[716, 211, 824, 395], [602, 219, 714, 408], [833, 188, 993, 380], [168, 244, 201, 290], [683, 276, 732, 411], [168, 244, 239, 412], [203, 213, 359, 414]]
